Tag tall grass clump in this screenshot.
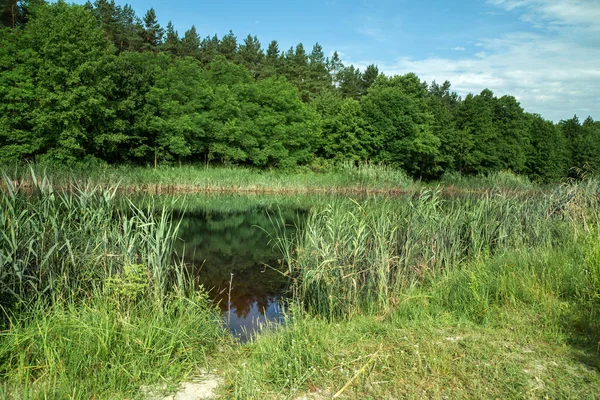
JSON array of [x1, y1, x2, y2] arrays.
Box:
[[440, 170, 534, 190], [2, 161, 423, 195], [285, 180, 600, 319], [336, 161, 415, 189], [0, 169, 184, 308], [0, 169, 224, 397]]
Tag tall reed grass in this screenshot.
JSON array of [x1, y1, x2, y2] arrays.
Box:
[[0, 169, 225, 397], [1, 162, 421, 195], [0, 169, 184, 309], [283, 180, 600, 318], [440, 170, 534, 190]]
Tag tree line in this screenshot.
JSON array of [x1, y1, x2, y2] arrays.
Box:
[[1, 0, 599, 181]]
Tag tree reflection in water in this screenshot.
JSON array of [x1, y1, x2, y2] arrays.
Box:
[[174, 204, 305, 338]]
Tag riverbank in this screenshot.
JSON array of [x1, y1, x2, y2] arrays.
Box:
[[0, 171, 598, 399], [1, 163, 545, 196], [213, 185, 600, 398]]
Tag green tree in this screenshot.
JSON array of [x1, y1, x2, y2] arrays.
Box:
[[202, 56, 252, 164], [285, 43, 309, 96], [241, 77, 320, 167], [143, 57, 212, 165], [564, 116, 600, 176], [113, 4, 143, 51], [361, 75, 440, 177], [218, 30, 238, 61], [180, 25, 200, 58], [559, 115, 581, 176], [238, 34, 263, 77], [0, 0, 18, 27], [163, 21, 180, 55], [312, 89, 369, 162], [426, 80, 461, 176], [103, 51, 170, 163], [1, 0, 44, 28], [198, 34, 219, 66], [12, 1, 115, 163], [305, 43, 331, 98], [0, 27, 38, 161], [89, 0, 139, 52], [338, 65, 361, 99], [327, 50, 344, 87], [525, 113, 568, 182], [259, 39, 281, 78], [141, 8, 163, 52], [455, 89, 501, 174], [359, 64, 379, 96], [493, 95, 530, 173]]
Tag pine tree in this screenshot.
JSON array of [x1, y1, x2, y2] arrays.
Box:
[[239, 34, 263, 77], [359, 64, 379, 96], [493, 95, 529, 174], [305, 42, 330, 97], [456, 89, 501, 174], [1, 0, 45, 28], [163, 21, 180, 55], [199, 34, 219, 65], [525, 113, 568, 182], [327, 51, 344, 87], [338, 65, 361, 99], [0, 0, 18, 28], [181, 25, 200, 58], [288, 43, 308, 95], [141, 8, 163, 52], [218, 30, 238, 61], [260, 39, 280, 78]]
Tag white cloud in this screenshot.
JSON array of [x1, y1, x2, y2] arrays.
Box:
[[489, 0, 600, 29], [354, 0, 600, 121], [357, 26, 386, 42], [356, 16, 388, 42], [450, 47, 466, 51]]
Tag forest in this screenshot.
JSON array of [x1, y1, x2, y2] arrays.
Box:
[[1, 0, 599, 182]]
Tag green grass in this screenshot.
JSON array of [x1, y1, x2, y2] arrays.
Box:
[[221, 312, 600, 399], [1, 162, 554, 196], [216, 179, 600, 399], [0, 290, 224, 399], [1, 162, 419, 195], [219, 236, 600, 399], [440, 170, 536, 190], [1, 168, 599, 398], [0, 169, 227, 398], [279, 184, 591, 318]]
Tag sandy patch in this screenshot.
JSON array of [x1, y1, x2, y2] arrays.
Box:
[[163, 375, 220, 400]]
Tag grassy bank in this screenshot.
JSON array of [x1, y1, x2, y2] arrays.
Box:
[[1, 169, 598, 398], [218, 181, 600, 398], [1, 162, 418, 195], [0, 172, 226, 398], [1, 163, 546, 196]]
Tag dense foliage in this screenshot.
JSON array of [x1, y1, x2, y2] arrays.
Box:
[[1, 0, 599, 181]]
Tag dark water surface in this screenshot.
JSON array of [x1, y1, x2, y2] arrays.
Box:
[[173, 195, 310, 341]]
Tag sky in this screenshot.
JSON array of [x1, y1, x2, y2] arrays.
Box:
[[77, 0, 599, 122]]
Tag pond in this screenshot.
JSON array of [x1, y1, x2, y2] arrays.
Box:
[[172, 195, 312, 341]]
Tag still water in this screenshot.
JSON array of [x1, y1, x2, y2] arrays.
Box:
[[173, 196, 309, 341]]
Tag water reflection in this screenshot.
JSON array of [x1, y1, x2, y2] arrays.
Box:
[[226, 297, 285, 342], [174, 202, 304, 340]]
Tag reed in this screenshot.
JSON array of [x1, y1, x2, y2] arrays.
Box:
[[0, 168, 186, 310], [1, 162, 422, 195], [224, 182, 600, 398], [0, 169, 225, 397], [284, 180, 600, 318]]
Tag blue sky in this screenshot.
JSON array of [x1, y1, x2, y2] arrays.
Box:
[[77, 0, 599, 122]]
